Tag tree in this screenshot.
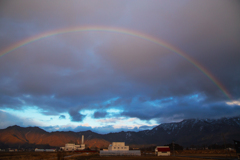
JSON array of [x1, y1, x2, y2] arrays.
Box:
[[165, 143, 183, 150]]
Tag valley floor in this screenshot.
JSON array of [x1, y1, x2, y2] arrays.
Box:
[[0, 150, 238, 160]]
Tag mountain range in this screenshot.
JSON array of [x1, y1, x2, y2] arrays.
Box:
[[0, 116, 240, 148]]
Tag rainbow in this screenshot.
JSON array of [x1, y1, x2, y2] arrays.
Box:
[[0, 26, 232, 99]]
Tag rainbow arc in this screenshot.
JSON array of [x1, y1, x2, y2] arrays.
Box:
[[0, 26, 232, 99]]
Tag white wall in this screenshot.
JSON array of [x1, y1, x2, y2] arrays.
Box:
[[64, 143, 85, 151], [158, 151, 170, 156], [65, 143, 75, 151], [108, 142, 129, 151]]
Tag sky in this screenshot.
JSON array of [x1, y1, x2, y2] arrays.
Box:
[[0, 0, 240, 134]]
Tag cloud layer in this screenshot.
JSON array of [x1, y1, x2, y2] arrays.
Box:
[[0, 0, 240, 133]]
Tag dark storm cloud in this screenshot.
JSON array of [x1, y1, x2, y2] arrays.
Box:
[[59, 115, 66, 119], [139, 125, 157, 130], [68, 109, 86, 122], [93, 111, 107, 119], [121, 95, 240, 123], [0, 0, 240, 131]]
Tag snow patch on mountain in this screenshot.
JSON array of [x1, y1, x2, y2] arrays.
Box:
[[126, 132, 131, 138]]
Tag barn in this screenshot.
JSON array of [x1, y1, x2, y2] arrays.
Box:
[[155, 146, 170, 156]]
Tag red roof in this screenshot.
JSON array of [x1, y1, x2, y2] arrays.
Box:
[[157, 148, 170, 152]]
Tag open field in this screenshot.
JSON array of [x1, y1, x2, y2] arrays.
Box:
[[0, 151, 81, 160], [0, 150, 238, 160]]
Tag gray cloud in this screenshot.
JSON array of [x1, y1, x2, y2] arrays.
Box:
[[121, 96, 240, 123], [41, 111, 59, 116], [139, 125, 157, 130], [59, 115, 66, 119], [93, 111, 107, 119], [69, 109, 86, 122]]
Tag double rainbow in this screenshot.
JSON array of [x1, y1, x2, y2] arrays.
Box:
[[0, 26, 232, 99]]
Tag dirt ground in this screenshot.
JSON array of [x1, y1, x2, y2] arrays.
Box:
[[0, 150, 238, 160], [65, 154, 238, 160], [0, 151, 79, 160]]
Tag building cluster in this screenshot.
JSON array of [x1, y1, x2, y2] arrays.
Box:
[[100, 142, 171, 156], [60, 135, 85, 151], [0, 134, 174, 157]]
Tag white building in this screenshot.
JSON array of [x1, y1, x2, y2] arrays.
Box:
[[60, 135, 85, 151], [100, 142, 141, 156], [155, 146, 170, 156], [35, 149, 45, 152], [108, 142, 129, 151]]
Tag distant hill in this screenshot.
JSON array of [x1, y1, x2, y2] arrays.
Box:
[[0, 116, 240, 148]]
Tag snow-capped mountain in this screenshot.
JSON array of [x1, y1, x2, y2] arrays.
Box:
[[0, 116, 240, 148], [141, 116, 240, 146]]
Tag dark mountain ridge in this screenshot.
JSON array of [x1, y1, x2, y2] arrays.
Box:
[[0, 116, 240, 148]]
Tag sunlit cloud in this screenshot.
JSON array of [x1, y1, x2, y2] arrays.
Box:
[[127, 118, 138, 122], [226, 100, 240, 106], [97, 117, 125, 123]]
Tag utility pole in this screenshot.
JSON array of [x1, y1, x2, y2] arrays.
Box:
[[172, 141, 175, 156], [222, 133, 232, 158]]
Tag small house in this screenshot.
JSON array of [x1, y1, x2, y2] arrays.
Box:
[[155, 146, 170, 156]]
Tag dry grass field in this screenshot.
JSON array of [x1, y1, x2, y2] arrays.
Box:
[[0, 150, 238, 160], [0, 151, 80, 160]]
